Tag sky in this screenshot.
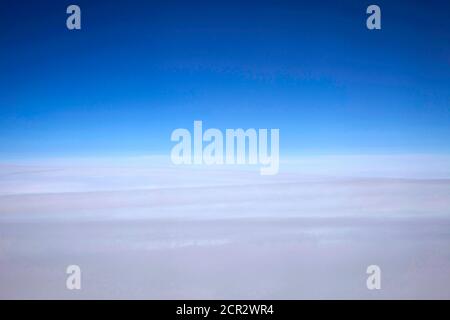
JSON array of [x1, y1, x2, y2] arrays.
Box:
[[0, 0, 449, 158]]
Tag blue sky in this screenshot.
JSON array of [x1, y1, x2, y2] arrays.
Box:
[[0, 0, 449, 158]]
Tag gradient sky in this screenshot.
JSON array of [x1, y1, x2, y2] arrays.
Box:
[[0, 0, 449, 158]]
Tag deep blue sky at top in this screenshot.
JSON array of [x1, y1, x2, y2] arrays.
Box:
[[0, 0, 449, 158]]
